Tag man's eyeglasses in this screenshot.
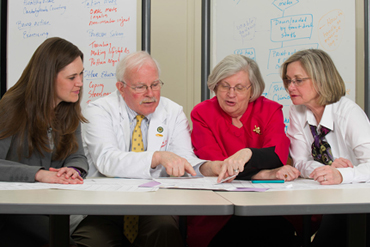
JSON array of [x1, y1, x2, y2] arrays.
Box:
[[122, 80, 164, 93], [283, 78, 310, 87], [217, 82, 252, 94]]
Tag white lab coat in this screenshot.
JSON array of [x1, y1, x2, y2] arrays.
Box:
[[83, 90, 204, 178]]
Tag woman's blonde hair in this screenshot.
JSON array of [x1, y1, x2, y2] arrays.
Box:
[[281, 49, 345, 106]]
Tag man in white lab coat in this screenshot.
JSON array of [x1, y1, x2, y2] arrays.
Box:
[[72, 51, 214, 247]]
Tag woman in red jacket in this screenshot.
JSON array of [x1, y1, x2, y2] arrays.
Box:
[[188, 54, 300, 247]]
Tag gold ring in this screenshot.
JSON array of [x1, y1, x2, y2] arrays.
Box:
[[284, 174, 288, 179]]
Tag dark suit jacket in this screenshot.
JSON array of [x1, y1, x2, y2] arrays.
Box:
[[0, 123, 88, 182]]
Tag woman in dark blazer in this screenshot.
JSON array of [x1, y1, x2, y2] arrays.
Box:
[[0, 37, 88, 246]]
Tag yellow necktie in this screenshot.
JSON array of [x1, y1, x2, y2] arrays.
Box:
[[131, 115, 145, 152], [124, 115, 144, 243]]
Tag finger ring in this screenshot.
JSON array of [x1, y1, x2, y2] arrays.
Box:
[[233, 168, 239, 173], [284, 174, 288, 179], [323, 175, 326, 181]]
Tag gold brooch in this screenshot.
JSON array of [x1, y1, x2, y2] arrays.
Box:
[[253, 125, 261, 134]]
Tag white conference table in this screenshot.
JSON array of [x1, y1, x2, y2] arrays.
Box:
[[1, 181, 370, 247], [218, 187, 370, 247], [0, 188, 233, 247]]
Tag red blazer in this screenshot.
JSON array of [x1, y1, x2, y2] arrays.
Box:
[[187, 96, 290, 247], [191, 96, 289, 163]]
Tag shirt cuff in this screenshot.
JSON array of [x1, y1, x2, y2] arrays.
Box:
[[194, 162, 206, 177], [337, 167, 354, 184], [68, 167, 87, 178]]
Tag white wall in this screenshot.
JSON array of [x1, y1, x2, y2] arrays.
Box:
[[137, 0, 202, 122]]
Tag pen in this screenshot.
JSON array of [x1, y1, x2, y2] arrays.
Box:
[[251, 180, 284, 183], [218, 174, 237, 184]]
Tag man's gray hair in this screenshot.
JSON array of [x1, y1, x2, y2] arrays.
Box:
[[116, 51, 161, 82]]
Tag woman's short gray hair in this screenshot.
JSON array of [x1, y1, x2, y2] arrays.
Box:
[[208, 54, 265, 102], [116, 51, 161, 82]]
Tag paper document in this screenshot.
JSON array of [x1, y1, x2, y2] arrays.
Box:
[[0, 177, 369, 192], [0, 178, 158, 192], [154, 177, 273, 191]]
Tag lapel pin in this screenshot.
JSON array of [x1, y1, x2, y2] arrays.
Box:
[[157, 126, 163, 133], [253, 125, 261, 135]]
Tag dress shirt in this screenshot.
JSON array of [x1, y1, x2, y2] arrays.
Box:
[[287, 96, 370, 183]]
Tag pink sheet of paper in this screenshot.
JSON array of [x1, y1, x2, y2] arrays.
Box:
[[139, 181, 161, 187]]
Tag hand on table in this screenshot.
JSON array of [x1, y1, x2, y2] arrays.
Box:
[[274, 165, 300, 181], [217, 149, 252, 183], [331, 158, 353, 168], [49, 167, 83, 181], [309, 165, 343, 185], [151, 151, 196, 177], [35, 169, 84, 184], [251, 165, 300, 181]]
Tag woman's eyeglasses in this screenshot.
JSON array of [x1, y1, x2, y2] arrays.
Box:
[[217, 82, 252, 94], [283, 78, 310, 87]]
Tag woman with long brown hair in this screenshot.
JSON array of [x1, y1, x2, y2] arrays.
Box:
[[0, 37, 88, 246]]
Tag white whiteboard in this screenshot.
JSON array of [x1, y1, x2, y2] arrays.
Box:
[[7, 0, 137, 109], [212, 0, 356, 130]]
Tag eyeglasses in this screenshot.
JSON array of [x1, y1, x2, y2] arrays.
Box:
[[122, 79, 164, 93], [283, 77, 310, 87], [217, 82, 252, 94]]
